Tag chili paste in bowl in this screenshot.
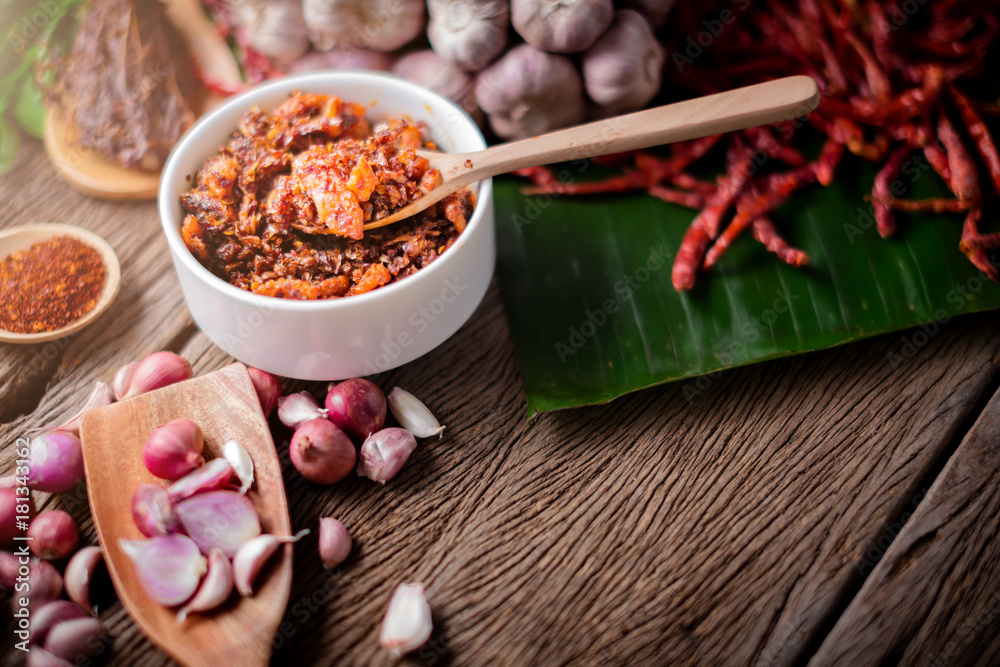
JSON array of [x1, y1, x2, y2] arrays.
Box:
[[180, 93, 475, 300]]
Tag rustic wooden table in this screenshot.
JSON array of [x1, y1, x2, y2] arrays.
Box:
[[3, 140, 1000, 667]]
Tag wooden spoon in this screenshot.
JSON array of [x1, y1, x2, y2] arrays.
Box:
[[79, 364, 292, 667], [364, 75, 820, 230], [0, 223, 121, 344]]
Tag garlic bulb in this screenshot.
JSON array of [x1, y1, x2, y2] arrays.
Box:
[[511, 0, 614, 53], [621, 0, 678, 28], [582, 10, 664, 113], [427, 0, 509, 72], [475, 44, 585, 139], [303, 0, 426, 53], [229, 0, 311, 64], [392, 51, 482, 124], [288, 47, 396, 74]]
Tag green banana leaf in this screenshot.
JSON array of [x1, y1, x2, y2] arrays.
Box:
[[494, 159, 1000, 416]]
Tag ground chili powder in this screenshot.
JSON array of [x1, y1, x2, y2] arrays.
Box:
[[0, 236, 106, 333]]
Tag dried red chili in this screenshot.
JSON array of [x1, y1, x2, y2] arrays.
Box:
[[0, 236, 106, 334]]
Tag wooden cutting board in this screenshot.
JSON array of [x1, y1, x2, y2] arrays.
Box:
[[80, 364, 291, 667]]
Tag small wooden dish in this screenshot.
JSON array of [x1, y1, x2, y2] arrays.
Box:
[[80, 364, 292, 667], [0, 223, 121, 344]]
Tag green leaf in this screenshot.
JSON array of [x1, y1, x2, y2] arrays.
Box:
[[13, 72, 44, 138], [0, 117, 21, 173], [494, 160, 1000, 416]]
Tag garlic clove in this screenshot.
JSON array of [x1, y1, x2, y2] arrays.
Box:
[[132, 484, 184, 538], [277, 391, 328, 430], [246, 367, 282, 417], [30, 600, 90, 647], [177, 547, 234, 623], [357, 428, 418, 484], [142, 419, 206, 481], [582, 10, 664, 114], [64, 546, 104, 614], [379, 583, 433, 657], [223, 439, 255, 494], [233, 530, 309, 597], [318, 517, 351, 569], [167, 458, 234, 502], [111, 361, 139, 401], [120, 535, 206, 606], [43, 617, 108, 662], [387, 387, 446, 438], [122, 351, 192, 400], [54, 381, 114, 435], [25, 645, 74, 667], [511, 0, 614, 53], [175, 491, 261, 557]]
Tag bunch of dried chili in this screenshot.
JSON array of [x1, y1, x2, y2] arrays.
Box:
[[516, 0, 1000, 290], [0, 236, 106, 333]]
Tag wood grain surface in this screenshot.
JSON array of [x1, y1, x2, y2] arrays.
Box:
[[3, 138, 1000, 666]]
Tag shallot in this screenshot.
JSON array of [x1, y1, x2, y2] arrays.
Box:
[[142, 419, 205, 480], [289, 418, 356, 484], [122, 351, 192, 400], [64, 546, 104, 613], [0, 551, 18, 589], [132, 484, 183, 537], [233, 530, 309, 596], [223, 439, 255, 494], [25, 645, 73, 667], [387, 388, 445, 438], [277, 391, 327, 430], [380, 583, 433, 656], [318, 517, 351, 569], [31, 600, 90, 646], [247, 367, 281, 417], [111, 361, 139, 401], [357, 428, 418, 484], [177, 547, 233, 623], [120, 535, 206, 606], [28, 510, 78, 560], [53, 381, 114, 435], [167, 458, 234, 502], [325, 378, 386, 440], [44, 617, 107, 662], [175, 490, 261, 557], [16, 558, 63, 614], [26, 431, 84, 493]]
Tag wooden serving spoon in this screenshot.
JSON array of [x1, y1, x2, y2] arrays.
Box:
[[0, 223, 121, 344], [80, 364, 292, 667], [364, 75, 820, 230]]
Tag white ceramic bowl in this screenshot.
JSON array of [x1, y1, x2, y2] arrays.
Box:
[[159, 72, 494, 380]]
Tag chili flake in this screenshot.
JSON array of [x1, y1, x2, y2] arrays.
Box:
[[0, 236, 106, 333]]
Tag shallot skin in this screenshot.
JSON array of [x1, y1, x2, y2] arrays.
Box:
[[289, 418, 357, 484], [325, 378, 386, 440]]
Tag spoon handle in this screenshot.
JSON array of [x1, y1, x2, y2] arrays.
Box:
[[467, 75, 820, 178]]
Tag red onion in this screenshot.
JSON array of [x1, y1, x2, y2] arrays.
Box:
[[119, 535, 206, 606], [277, 391, 327, 430], [325, 379, 386, 440], [175, 491, 261, 557], [289, 418, 356, 484], [1, 485, 34, 544], [64, 546, 104, 613], [142, 419, 205, 480], [26, 431, 84, 493], [132, 484, 183, 537], [247, 367, 281, 417], [167, 458, 234, 502], [28, 510, 78, 560], [357, 428, 418, 484], [122, 351, 192, 400], [43, 617, 107, 662], [318, 517, 351, 569]]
